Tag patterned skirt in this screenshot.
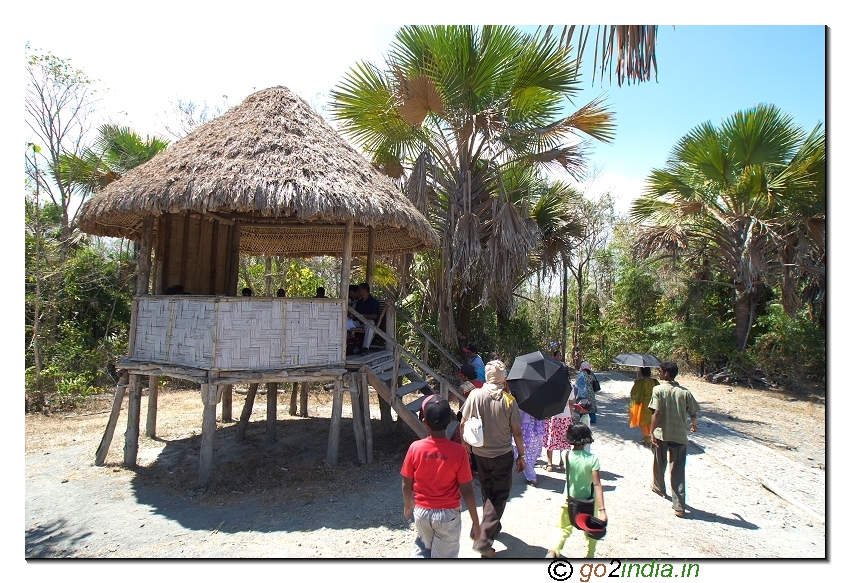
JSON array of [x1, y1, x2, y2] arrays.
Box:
[[543, 416, 572, 451]]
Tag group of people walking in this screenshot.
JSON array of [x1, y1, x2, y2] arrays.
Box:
[[400, 349, 700, 558]]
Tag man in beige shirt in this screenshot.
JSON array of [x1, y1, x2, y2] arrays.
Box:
[[649, 361, 700, 518], [461, 360, 525, 557]]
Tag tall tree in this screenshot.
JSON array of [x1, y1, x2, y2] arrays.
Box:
[[631, 104, 825, 350], [330, 25, 614, 347], [25, 47, 97, 254], [565, 193, 615, 366]]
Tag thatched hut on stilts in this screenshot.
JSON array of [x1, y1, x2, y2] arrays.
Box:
[[77, 86, 449, 487]]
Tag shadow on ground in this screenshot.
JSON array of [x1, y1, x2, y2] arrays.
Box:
[[122, 414, 418, 537]]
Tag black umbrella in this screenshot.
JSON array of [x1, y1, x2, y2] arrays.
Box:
[[506, 351, 572, 420], [612, 353, 662, 367]]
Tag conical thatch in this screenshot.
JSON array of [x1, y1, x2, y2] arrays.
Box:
[[76, 86, 439, 256]]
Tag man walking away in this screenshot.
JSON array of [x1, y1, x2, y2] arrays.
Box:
[[460, 360, 525, 557], [648, 361, 700, 518]]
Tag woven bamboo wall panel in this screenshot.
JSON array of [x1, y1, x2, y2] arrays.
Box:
[[281, 301, 344, 366], [131, 297, 343, 370]]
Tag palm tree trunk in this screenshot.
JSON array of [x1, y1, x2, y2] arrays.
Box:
[[561, 256, 570, 362]]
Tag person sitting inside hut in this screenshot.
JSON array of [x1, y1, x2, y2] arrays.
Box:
[[276, 288, 286, 297], [315, 286, 326, 298], [352, 282, 381, 353], [241, 287, 253, 297]]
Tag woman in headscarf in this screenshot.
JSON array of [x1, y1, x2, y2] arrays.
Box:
[[629, 367, 658, 446]]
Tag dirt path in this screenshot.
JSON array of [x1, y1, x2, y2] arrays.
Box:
[[24, 372, 826, 565]]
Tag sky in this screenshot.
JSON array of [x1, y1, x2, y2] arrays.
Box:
[[7, 1, 843, 579], [18, 18, 826, 216]]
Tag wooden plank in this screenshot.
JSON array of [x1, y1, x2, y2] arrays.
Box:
[[153, 215, 166, 294], [362, 366, 429, 439], [221, 384, 233, 422], [340, 219, 354, 344], [137, 216, 153, 296], [366, 225, 375, 288], [123, 374, 142, 467], [266, 382, 278, 442], [360, 372, 373, 464], [326, 380, 344, 465], [95, 372, 129, 466], [179, 212, 191, 291], [289, 382, 299, 416], [349, 376, 367, 464], [209, 220, 219, 295], [227, 221, 241, 296], [300, 382, 308, 418], [193, 215, 204, 294], [145, 375, 159, 437], [198, 383, 219, 487], [236, 383, 259, 441]]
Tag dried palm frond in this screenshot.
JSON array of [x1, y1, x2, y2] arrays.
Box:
[[484, 202, 539, 311], [451, 213, 483, 293]]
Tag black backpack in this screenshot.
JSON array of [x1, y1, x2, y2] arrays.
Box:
[[591, 372, 601, 393]]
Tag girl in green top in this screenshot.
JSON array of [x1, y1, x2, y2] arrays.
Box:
[[545, 423, 608, 559]]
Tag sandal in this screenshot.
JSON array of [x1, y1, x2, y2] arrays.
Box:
[[544, 464, 555, 472]]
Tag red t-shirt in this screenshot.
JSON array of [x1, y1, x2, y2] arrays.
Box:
[[400, 436, 473, 509]]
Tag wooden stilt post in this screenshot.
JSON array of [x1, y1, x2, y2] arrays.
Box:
[[236, 383, 258, 441], [326, 379, 344, 465], [266, 382, 278, 442], [199, 382, 223, 487], [221, 384, 233, 422], [360, 371, 374, 464], [95, 371, 129, 465], [300, 382, 309, 417], [145, 375, 159, 437], [349, 375, 366, 464], [340, 219, 354, 351], [123, 374, 142, 467], [289, 382, 299, 416]]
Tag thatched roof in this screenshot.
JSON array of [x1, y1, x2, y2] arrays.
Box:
[[76, 86, 438, 256]]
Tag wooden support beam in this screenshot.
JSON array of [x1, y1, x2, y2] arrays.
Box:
[[340, 219, 354, 344], [198, 382, 223, 487], [95, 372, 128, 466], [145, 375, 159, 437], [221, 384, 233, 422], [179, 212, 191, 291], [136, 216, 153, 296], [366, 225, 375, 289], [152, 216, 164, 294], [236, 383, 259, 441], [300, 382, 309, 418], [227, 221, 241, 296], [289, 382, 299, 416], [266, 382, 278, 442], [349, 376, 367, 464], [123, 374, 142, 467], [326, 379, 344, 465], [360, 372, 374, 464]]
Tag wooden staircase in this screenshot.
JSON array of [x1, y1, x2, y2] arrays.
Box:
[[347, 305, 465, 439]]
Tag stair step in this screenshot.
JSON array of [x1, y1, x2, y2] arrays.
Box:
[[405, 394, 429, 413], [394, 380, 429, 398], [378, 366, 414, 382]]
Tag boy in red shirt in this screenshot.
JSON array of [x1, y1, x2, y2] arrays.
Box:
[[401, 394, 481, 558]]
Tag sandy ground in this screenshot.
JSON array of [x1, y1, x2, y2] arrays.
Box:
[[24, 371, 827, 572]]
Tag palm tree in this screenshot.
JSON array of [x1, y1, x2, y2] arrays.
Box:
[[57, 124, 169, 195], [631, 104, 825, 351], [330, 25, 615, 347]]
